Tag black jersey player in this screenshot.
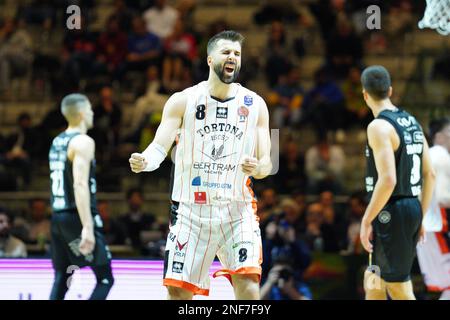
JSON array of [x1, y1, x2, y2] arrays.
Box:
[[48, 94, 114, 300], [359, 66, 435, 300]]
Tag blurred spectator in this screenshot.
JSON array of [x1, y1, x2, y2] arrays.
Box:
[[3, 113, 40, 189], [305, 136, 345, 194], [265, 21, 292, 88], [341, 67, 372, 129], [325, 16, 363, 79], [109, 0, 134, 33], [341, 191, 367, 254], [262, 205, 312, 290], [61, 15, 97, 90], [97, 200, 127, 245], [0, 18, 34, 96], [304, 202, 339, 252], [319, 190, 347, 246], [384, 0, 414, 48], [261, 254, 312, 300], [257, 188, 280, 238], [302, 68, 346, 137], [128, 65, 168, 133], [319, 190, 341, 225], [126, 16, 162, 73], [0, 207, 27, 258], [17, 0, 56, 27], [308, 0, 346, 41], [37, 98, 68, 159], [143, 0, 179, 40], [279, 197, 307, 236], [162, 18, 197, 92], [90, 86, 122, 160], [95, 17, 128, 82], [254, 0, 300, 25], [270, 67, 305, 128], [27, 199, 51, 247], [119, 188, 158, 253], [274, 140, 306, 194]]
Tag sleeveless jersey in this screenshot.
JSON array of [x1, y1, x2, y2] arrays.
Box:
[[365, 108, 424, 199], [49, 131, 98, 215], [171, 81, 260, 205]]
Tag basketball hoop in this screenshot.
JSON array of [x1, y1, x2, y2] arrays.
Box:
[[418, 0, 450, 35]]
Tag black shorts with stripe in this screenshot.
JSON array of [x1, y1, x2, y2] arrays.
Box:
[[372, 197, 422, 282], [50, 211, 111, 270]]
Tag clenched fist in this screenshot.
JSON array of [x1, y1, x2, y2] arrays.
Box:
[[240, 155, 259, 176], [129, 153, 147, 173]]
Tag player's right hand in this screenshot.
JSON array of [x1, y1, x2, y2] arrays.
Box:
[[79, 227, 95, 256], [129, 153, 148, 173]]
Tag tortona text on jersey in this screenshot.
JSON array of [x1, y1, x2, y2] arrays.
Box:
[[196, 123, 244, 140]]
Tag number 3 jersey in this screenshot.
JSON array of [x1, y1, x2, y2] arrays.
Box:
[[171, 81, 261, 206], [49, 131, 98, 215], [365, 108, 425, 200]]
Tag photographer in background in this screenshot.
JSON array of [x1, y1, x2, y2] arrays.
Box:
[[261, 254, 312, 300]]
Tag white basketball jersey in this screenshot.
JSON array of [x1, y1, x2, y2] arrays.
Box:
[[171, 81, 261, 206], [423, 145, 450, 232]]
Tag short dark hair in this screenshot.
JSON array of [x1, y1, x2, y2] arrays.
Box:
[[361, 65, 391, 100], [429, 117, 450, 143], [207, 30, 244, 56]]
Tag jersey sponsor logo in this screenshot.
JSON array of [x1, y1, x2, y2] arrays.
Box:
[[413, 131, 424, 143], [200, 145, 236, 161], [193, 162, 237, 175], [404, 132, 412, 144], [196, 123, 243, 140], [52, 136, 71, 148], [168, 232, 176, 242], [378, 211, 391, 224], [396, 116, 416, 127], [244, 95, 253, 106], [202, 181, 232, 189], [176, 240, 188, 251], [238, 106, 249, 122], [406, 143, 423, 155], [194, 191, 207, 204], [216, 107, 228, 119], [172, 261, 184, 273], [365, 177, 374, 192], [232, 241, 253, 249], [192, 176, 201, 186], [412, 185, 422, 196]]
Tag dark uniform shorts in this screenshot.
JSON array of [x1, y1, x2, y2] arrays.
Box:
[[51, 211, 112, 270], [372, 197, 422, 282]]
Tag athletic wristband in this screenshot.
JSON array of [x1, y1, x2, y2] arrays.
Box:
[[142, 142, 167, 172]]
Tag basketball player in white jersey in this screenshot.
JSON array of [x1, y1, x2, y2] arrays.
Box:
[[417, 118, 450, 300], [129, 31, 272, 300]]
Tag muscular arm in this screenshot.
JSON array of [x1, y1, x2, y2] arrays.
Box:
[[150, 91, 186, 151], [241, 96, 272, 179], [129, 92, 186, 173], [69, 135, 95, 231], [362, 120, 398, 225], [420, 139, 436, 217]]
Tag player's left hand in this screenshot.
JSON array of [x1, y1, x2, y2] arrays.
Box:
[[360, 220, 373, 253], [240, 156, 259, 176]]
